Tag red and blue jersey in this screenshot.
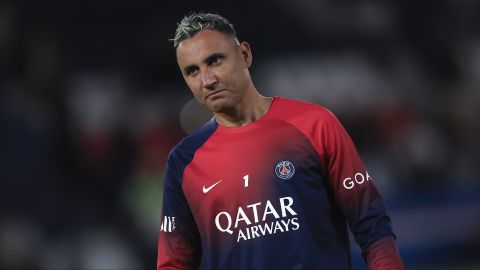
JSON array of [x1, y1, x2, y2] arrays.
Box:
[[157, 97, 395, 269]]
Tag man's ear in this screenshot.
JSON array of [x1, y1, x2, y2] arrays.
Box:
[[239, 41, 252, 68]]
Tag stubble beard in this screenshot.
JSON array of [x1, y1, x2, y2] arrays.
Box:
[[207, 97, 232, 113]]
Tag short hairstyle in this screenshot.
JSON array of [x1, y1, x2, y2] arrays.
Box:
[[172, 12, 238, 49]]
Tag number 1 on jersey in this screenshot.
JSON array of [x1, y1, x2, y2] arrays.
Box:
[[243, 175, 249, 187]]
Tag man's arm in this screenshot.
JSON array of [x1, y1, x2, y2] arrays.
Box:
[[365, 236, 404, 270], [157, 153, 201, 270], [319, 110, 404, 268]]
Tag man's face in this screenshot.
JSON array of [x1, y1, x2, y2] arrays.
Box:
[[176, 29, 252, 113]]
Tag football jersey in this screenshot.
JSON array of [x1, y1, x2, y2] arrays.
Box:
[[157, 97, 394, 270]]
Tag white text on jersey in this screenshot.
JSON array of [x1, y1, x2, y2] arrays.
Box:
[[214, 196, 300, 242]]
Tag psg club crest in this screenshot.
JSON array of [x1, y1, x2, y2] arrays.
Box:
[[275, 160, 296, 180]]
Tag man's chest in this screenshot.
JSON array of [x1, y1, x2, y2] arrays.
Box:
[[183, 124, 324, 219]]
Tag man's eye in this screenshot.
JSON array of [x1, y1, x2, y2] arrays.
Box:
[[210, 56, 223, 65], [186, 68, 199, 76]]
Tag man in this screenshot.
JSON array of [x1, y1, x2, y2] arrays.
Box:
[[157, 12, 404, 270]]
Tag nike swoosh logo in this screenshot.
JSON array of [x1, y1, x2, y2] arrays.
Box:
[[203, 180, 222, 193]]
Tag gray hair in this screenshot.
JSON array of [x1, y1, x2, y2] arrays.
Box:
[[172, 12, 238, 49]]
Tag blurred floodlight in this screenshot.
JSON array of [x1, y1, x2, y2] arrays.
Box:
[[179, 99, 213, 134]]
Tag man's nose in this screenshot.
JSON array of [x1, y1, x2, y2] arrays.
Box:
[[201, 68, 218, 90]]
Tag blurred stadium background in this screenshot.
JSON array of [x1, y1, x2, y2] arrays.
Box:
[[1, 0, 479, 269]]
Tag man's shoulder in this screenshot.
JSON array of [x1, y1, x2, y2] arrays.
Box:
[[273, 97, 345, 151], [169, 118, 218, 161], [274, 96, 337, 122]]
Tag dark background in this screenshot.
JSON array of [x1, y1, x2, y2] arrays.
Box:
[[1, 0, 479, 269]]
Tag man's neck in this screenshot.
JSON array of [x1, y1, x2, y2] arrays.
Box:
[[213, 92, 272, 127]]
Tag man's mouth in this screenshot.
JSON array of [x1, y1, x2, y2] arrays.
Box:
[[206, 89, 226, 100]]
